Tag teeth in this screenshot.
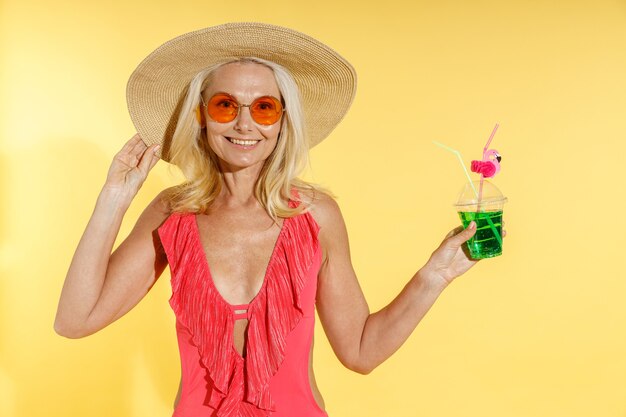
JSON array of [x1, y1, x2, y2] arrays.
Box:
[[229, 138, 259, 146]]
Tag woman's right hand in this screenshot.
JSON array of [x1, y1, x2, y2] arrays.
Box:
[[103, 134, 161, 198]]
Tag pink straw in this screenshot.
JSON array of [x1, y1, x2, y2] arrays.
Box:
[[477, 123, 499, 211]]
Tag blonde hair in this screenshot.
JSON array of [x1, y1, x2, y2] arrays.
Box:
[[163, 57, 335, 222]]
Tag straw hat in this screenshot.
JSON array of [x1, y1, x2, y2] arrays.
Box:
[[126, 22, 357, 161]]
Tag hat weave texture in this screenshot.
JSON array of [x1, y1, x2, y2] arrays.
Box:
[[126, 22, 357, 161]]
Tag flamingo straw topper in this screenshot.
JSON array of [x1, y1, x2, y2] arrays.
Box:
[[471, 125, 502, 178], [470, 149, 501, 177], [472, 123, 501, 209], [431, 123, 503, 203]]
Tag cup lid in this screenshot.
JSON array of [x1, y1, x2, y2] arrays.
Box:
[[453, 179, 508, 208]]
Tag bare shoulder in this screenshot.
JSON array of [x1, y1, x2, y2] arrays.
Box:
[[133, 186, 176, 235], [150, 186, 175, 218], [299, 188, 342, 230], [302, 191, 349, 265]]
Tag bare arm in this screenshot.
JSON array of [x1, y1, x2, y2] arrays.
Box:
[[54, 135, 164, 338], [312, 192, 483, 374]]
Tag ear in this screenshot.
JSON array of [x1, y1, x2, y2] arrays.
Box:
[[195, 105, 206, 128]]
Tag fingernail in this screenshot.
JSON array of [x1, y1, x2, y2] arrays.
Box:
[[469, 221, 476, 228], [153, 145, 160, 154]]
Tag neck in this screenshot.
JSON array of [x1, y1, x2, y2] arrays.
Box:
[[217, 163, 264, 209]]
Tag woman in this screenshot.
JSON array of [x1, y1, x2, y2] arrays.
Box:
[[54, 23, 505, 417]]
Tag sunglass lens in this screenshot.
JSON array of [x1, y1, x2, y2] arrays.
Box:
[[207, 93, 238, 123], [251, 96, 283, 125]]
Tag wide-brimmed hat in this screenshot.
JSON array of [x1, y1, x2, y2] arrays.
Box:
[[126, 22, 357, 161]]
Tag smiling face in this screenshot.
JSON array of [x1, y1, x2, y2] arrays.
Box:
[[200, 61, 283, 172]]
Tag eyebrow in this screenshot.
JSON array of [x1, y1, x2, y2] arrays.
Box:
[[204, 91, 283, 102]]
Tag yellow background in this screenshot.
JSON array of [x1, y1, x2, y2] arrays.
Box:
[[2, 0, 625, 416]]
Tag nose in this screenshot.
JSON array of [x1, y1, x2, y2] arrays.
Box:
[[234, 105, 254, 132]]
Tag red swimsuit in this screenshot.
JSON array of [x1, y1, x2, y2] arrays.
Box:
[[158, 194, 328, 417]]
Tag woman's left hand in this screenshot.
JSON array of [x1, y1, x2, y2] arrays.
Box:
[[422, 221, 507, 289]]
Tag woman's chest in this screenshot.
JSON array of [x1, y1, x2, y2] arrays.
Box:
[[194, 212, 286, 305]]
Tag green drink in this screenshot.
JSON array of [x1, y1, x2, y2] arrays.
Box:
[[458, 210, 503, 259], [454, 179, 508, 259]]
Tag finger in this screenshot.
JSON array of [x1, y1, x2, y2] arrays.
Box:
[[146, 146, 161, 171], [120, 134, 142, 154], [150, 145, 161, 169], [443, 225, 463, 244], [119, 138, 148, 168], [138, 144, 160, 174], [449, 221, 476, 246], [116, 135, 144, 164], [129, 135, 148, 157]]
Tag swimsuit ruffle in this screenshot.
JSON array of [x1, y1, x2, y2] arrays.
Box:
[[158, 193, 320, 416]]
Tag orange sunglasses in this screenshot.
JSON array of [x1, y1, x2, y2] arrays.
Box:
[[197, 92, 285, 126]]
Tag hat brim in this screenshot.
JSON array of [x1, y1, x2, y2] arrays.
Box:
[[126, 22, 357, 161]]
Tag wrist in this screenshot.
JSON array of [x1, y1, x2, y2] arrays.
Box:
[[414, 264, 450, 294], [98, 185, 134, 212]]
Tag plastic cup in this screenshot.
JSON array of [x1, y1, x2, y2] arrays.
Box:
[[453, 180, 508, 259]]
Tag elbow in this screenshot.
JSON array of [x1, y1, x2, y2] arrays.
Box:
[[352, 364, 373, 375], [53, 319, 88, 339], [343, 356, 375, 375]]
